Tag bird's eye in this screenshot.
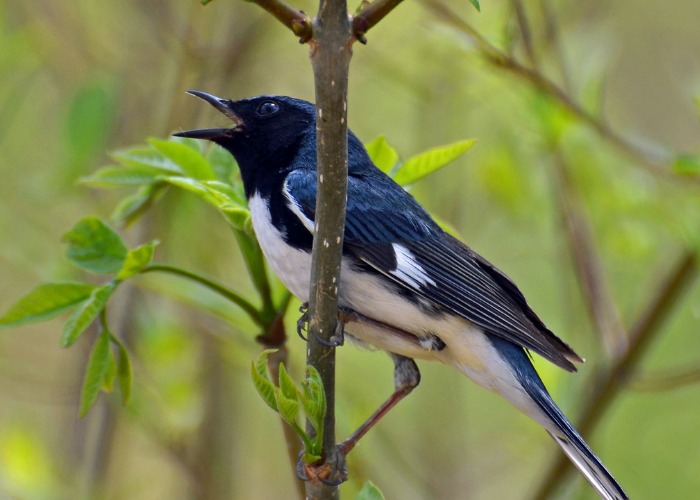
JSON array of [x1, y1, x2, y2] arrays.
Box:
[[257, 101, 280, 116]]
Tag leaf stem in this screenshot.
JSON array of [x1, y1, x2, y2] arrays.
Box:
[[142, 263, 266, 327]]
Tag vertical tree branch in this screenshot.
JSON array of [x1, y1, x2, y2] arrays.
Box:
[[305, 1, 353, 497]]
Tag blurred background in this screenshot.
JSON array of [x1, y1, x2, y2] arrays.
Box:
[[1, 0, 700, 498]]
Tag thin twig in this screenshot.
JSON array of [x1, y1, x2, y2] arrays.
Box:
[[142, 263, 266, 327], [421, 0, 698, 184], [631, 365, 700, 392], [352, 0, 405, 43], [537, 0, 573, 93], [533, 250, 697, 498], [549, 150, 628, 355], [511, 0, 536, 66], [511, 0, 627, 355]]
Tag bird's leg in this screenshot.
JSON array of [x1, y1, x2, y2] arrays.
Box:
[[337, 354, 421, 457], [296, 354, 420, 486]]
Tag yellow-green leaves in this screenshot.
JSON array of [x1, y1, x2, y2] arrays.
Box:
[[61, 283, 117, 348], [393, 139, 476, 186], [356, 481, 386, 500], [79, 329, 111, 417], [365, 136, 476, 186], [0, 283, 95, 327], [116, 241, 160, 281], [79, 321, 132, 417], [63, 217, 128, 274], [0, 216, 153, 417], [148, 138, 216, 180], [365, 135, 399, 173], [85, 137, 249, 230], [251, 350, 326, 463]]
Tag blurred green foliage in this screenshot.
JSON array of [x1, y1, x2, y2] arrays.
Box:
[[1, 1, 699, 499]]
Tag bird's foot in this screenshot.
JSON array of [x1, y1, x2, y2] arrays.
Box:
[[297, 302, 346, 347], [314, 317, 345, 347], [296, 302, 309, 341]]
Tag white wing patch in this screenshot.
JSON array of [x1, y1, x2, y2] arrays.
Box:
[[282, 179, 315, 232], [390, 244, 436, 289]]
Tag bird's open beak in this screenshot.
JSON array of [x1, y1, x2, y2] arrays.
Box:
[[173, 90, 242, 140]]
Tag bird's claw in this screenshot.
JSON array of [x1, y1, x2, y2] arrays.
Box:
[[297, 302, 309, 341], [297, 302, 346, 347], [314, 319, 345, 347]]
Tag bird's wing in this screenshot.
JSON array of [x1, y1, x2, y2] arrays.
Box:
[[283, 169, 582, 371]]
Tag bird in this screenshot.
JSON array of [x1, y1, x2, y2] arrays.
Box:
[[175, 90, 628, 499]]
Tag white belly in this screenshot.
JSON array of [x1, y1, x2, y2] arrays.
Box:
[[248, 193, 544, 422], [249, 194, 488, 365]]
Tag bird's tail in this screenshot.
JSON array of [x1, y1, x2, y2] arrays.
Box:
[[542, 402, 628, 500], [514, 370, 627, 499], [455, 335, 628, 499]]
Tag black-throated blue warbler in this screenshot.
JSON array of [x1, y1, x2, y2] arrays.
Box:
[[175, 90, 627, 499]]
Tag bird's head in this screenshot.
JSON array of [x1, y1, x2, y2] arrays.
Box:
[[175, 90, 316, 195]]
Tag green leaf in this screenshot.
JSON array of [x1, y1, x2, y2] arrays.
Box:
[[116, 241, 159, 280], [202, 180, 247, 207], [250, 350, 278, 411], [163, 176, 208, 197], [278, 363, 299, 402], [207, 143, 239, 182], [170, 134, 205, 154], [468, 0, 481, 12], [63, 217, 128, 274], [220, 206, 251, 230], [276, 390, 301, 427], [356, 481, 386, 500], [365, 135, 399, 173], [300, 365, 325, 437], [80, 166, 160, 187], [673, 154, 700, 175], [79, 329, 112, 417], [0, 283, 95, 327], [111, 182, 169, 226], [111, 147, 184, 175], [149, 138, 216, 180], [61, 283, 117, 348], [393, 139, 476, 186], [110, 334, 132, 404], [102, 348, 117, 392]]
